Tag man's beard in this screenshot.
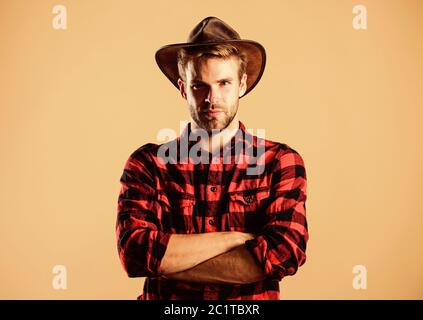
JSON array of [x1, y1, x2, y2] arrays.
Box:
[[190, 103, 238, 134]]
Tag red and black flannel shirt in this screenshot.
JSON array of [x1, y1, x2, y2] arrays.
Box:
[[116, 121, 308, 300]]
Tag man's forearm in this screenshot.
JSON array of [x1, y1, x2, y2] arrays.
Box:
[[159, 232, 254, 274], [163, 245, 266, 284]]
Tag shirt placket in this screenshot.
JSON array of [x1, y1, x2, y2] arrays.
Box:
[[204, 162, 220, 233]]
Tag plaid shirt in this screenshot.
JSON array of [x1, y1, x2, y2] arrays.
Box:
[[116, 121, 308, 300]]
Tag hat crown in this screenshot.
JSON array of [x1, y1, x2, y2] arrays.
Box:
[[187, 16, 241, 43], [155, 16, 266, 98]]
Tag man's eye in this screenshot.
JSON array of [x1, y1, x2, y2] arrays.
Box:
[[221, 81, 230, 86]]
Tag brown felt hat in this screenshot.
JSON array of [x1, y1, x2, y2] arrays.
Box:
[[155, 16, 266, 98]]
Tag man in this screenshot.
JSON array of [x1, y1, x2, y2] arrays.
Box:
[[116, 16, 308, 300]]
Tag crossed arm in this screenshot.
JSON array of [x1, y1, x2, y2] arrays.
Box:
[[159, 232, 266, 284], [117, 146, 308, 285]]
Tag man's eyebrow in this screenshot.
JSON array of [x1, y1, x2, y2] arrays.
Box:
[[191, 79, 206, 84], [218, 77, 234, 82], [191, 77, 234, 84]]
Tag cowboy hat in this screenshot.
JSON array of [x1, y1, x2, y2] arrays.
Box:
[[155, 16, 266, 98]]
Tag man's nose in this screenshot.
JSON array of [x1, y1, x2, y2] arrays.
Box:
[[205, 86, 220, 105]]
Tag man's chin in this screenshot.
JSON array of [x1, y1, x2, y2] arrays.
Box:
[[195, 119, 223, 132], [206, 121, 230, 133]]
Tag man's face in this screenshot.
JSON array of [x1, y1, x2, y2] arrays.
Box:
[[178, 56, 247, 133]]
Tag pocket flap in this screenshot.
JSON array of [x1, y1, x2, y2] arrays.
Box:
[[229, 187, 270, 205]]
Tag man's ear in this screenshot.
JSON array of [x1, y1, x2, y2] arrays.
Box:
[[239, 73, 247, 97], [177, 78, 187, 100]]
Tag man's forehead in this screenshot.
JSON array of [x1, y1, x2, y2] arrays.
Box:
[[186, 57, 239, 81]]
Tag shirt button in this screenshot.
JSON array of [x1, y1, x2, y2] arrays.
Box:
[[210, 186, 217, 192], [208, 219, 215, 225], [244, 195, 254, 203]]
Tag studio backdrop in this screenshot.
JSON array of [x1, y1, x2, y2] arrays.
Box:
[[0, 0, 422, 299]]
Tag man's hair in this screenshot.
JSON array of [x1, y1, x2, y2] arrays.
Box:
[[177, 44, 248, 82]]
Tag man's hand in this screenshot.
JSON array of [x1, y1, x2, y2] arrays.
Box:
[[163, 244, 266, 284], [159, 232, 254, 275]]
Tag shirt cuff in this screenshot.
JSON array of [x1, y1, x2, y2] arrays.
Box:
[[153, 231, 172, 277], [245, 235, 285, 281]]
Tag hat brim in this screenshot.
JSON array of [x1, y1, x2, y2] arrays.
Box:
[[155, 39, 266, 98]]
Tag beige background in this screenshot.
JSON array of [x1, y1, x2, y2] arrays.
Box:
[[1, 0, 422, 299]]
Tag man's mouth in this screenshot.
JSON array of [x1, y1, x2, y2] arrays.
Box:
[[203, 109, 224, 116]]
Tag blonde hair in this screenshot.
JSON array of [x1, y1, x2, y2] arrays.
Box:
[[177, 44, 247, 82]]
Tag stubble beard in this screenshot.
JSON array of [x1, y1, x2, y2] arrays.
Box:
[[190, 103, 238, 134]]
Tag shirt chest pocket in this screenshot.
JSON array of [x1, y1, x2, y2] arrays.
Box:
[[227, 187, 270, 232], [157, 192, 197, 233]]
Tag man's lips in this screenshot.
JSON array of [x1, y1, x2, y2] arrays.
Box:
[[203, 109, 224, 115]]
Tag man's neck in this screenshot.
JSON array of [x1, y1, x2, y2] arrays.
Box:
[[192, 117, 240, 154]]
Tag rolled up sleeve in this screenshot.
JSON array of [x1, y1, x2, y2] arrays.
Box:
[[116, 146, 171, 278], [245, 146, 308, 281]]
